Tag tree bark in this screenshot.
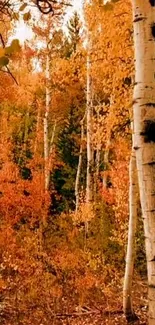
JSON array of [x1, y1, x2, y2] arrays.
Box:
[[46, 119, 57, 190], [86, 32, 93, 204], [94, 145, 101, 198], [44, 52, 50, 191], [132, 1, 155, 323], [102, 137, 111, 189], [75, 115, 85, 212], [34, 99, 41, 156], [123, 149, 138, 323], [23, 110, 29, 153]]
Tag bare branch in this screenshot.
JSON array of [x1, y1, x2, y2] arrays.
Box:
[[0, 33, 5, 47], [0, 67, 18, 85]]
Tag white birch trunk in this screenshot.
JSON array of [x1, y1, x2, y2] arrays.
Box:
[[123, 149, 138, 322], [132, 1, 155, 323], [75, 116, 85, 212], [103, 98, 113, 189], [44, 53, 50, 191], [94, 145, 101, 198], [46, 119, 57, 190], [34, 100, 41, 155], [86, 33, 93, 204]]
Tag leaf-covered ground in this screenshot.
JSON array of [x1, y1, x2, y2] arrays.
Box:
[[52, 280, 147, 325], [0, 277, 147, 325]]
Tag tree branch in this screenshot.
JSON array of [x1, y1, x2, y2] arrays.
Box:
[[0, 33, 18, 85]]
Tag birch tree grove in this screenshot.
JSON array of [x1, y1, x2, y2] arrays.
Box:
[[0, 0, 153, 323], [132, 1, 155, 323]]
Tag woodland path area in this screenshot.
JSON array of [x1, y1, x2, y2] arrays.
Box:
[[0, 278, 147, 325], [46, 280, 148, 325]]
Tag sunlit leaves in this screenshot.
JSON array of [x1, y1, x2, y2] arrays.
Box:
[[0, 39, 20, 67]]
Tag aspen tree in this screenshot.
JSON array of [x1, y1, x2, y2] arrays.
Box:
[[86, 30, 93, 204], [44, 51, 50, 191], [123, 148, 138, 322], [75, 115, 85, 211], [132, 1, 155, 323], [44, 50, 57, 191], [102, 137, 111, 188]]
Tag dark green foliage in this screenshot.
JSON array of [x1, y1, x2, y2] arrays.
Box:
[[46, 13, 81, 59], [67, 12, 81, 54], [20, 166, 32, 180], [52, 106, 86, 213]]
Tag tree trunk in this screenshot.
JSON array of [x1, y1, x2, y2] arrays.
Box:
[[44, 52, 50, 191], [23, 110, 29, 153], [34, 99, 41, 155], [86, 33, 93, 204], [132, 1, 155, 323], [75, 115, 85, 212], [94, 145, 101, 199], [85, 29, 93, 236], [123, 149, 138, 322], [46, 119, 57, 190], [102, 137, 111, 188], [102, 98, 113, 189]]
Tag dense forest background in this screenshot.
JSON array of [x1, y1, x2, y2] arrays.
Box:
[[0, 0, 148, 324]]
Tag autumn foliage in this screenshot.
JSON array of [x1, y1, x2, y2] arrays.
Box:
[[0, 1, 147, 324]]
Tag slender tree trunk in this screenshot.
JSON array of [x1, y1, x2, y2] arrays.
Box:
[[46, 119, 57, 190], [94, 145, 101, 198], [132, 1, 155, 324], [86, 33, 93, 204], [102, 137, 111, 188], [75, 116, 85, 212], [102, 98, 113, 189], [44, 53, 50, 191], [123, 148, 138, 322], [85, 30, 93, 237], [94, 108, 101, 198], [23, 111, 29, 152], [34, 99, 41, 155]]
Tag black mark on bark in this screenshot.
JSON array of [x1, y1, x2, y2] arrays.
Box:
[[151, 23, 155, 38], [140, 120, 155, 143], [149, 284, 155, 288], [146, 102, 155, 107], [147, 161, 155, 165], [133, 17, 145, 23], [149, 0, 155, 7], [133, 146, 139, 151]]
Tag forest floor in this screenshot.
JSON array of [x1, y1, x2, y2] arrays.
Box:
[[0, 276, 148, 325], [48, 278, 148, 325]]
